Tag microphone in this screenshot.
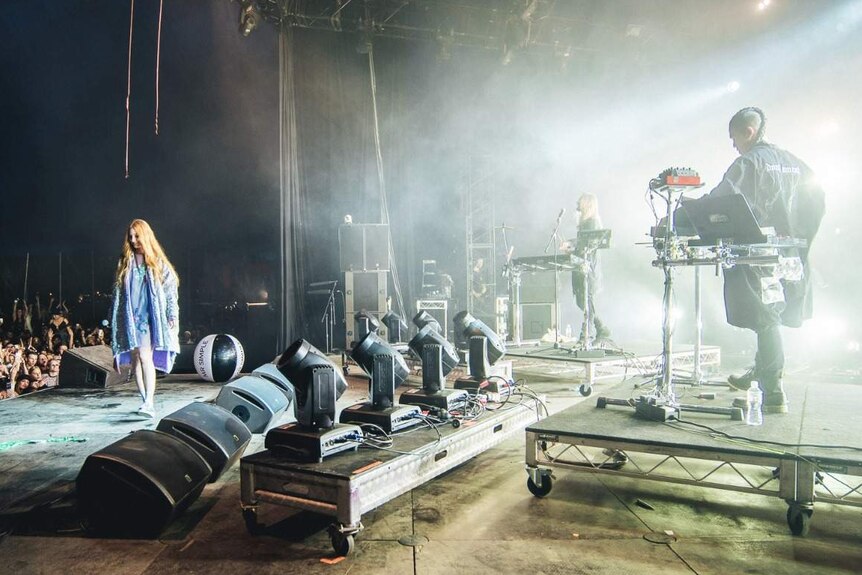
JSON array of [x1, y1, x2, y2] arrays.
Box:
[[557, 208, 566, 222]]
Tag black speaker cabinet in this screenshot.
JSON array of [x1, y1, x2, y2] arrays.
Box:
[[339, 223, 390, 271], [519, 271, 558, 304], [243, 303, 279, 370], [59, 345, 129, 388], [520, 303, 556, 340], [215, 374, 289, 433], [76, 430, 212, 538], [157, 402, 252, 482]]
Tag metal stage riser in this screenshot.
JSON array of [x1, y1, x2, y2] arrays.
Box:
[[526, 432, 794, 501], [242, 401, 541, 527], [527, 433, 862, 514], [512, 346, 720, 388]]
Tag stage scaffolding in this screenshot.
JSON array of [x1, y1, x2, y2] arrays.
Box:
[[463, 155, 496, 328]]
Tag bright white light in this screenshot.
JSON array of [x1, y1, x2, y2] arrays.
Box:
[[726, 81, 741, 93], [757, 0, 772, 11], [848, 340, 861, 353], [817, 119, 840, 138], [803, 316, 848, 340]]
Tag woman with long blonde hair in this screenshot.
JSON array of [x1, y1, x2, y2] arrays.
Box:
[[111, 219, 180, 418], [561, 193, 611, 345]]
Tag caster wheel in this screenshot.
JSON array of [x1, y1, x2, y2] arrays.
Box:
[[331, 532, 355, 556], [787, 505, 813, 537], [242, 508, 261, 535], [579, 384, 593, 397], [452, 419, 461, 429], [527, 474, 552, 497], [342, 366, 350, 376]]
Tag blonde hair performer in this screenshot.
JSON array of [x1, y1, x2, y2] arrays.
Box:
[[111, 219, 180, 418]]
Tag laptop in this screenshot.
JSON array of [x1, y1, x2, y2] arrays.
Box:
[[680, 194, 766, 245]]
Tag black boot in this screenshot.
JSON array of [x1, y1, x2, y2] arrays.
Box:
[[727, 367, 756, 391], [594, 318, 611, 341], [761, 373, 788, 414]]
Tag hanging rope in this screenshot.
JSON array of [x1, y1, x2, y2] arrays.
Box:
[[124, 0, 135, 178], [278, 24, 287, 348], [155, 0, 164, 135], [367, 47, 406, 318]]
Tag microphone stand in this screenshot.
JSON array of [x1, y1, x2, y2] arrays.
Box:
[[538, 211, 565, 350]]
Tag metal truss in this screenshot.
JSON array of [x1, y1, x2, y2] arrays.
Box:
[[536, 441, 783, 497]]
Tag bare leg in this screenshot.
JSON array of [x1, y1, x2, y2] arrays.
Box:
[[138, 341, 156, 409], [132, 348, 146, 403]]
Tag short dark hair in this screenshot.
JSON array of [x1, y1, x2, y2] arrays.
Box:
[[730, 107, 766, 143]]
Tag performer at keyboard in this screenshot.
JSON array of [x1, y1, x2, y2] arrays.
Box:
[[560, 193, 611, 344], [691, 107, 824, 414]]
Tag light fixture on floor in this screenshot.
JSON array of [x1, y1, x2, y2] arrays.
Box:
[[452, 311, 509, 396], [413, 310, 443, 335], [381, 310, 408, 343], [400, 325, 469, 412], [339, 332, 421, 433], [265, 339, 362, 461]]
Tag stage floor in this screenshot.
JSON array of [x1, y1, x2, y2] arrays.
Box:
[[525, 377, 862, 536], [1, 357, 861, 575]]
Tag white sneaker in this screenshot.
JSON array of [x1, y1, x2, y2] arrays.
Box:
[[138, 404, 156, 419]]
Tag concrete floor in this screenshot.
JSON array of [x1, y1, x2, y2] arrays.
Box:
[[1, 356, 860, 575]]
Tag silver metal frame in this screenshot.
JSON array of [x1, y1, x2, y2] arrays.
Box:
[[241, 400, 541, 532]]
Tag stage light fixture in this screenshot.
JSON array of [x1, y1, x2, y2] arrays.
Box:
[[452, 311, 509, 397], [400, 325, 468, 411], [238, 0, 260, 37], [264, 339, 362, 461], [381, 310, 408, 343], [453, 311, 506, 364], [354, 310, 381, 341], [339, 332, 421, 432], [413, 310, 443, 335]]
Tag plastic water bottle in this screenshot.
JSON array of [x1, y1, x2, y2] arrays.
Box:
[[565, 324, 572, 339], [745, 381, 763, 426]]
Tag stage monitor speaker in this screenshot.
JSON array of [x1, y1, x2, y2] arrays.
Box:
[[251, 363, 295, 404], [215, 374, 289, 433], [519, 271, 557, 304], [519, 303, 556, 341], [59, 345, 128, 388], [157, 402, 252, 483], [76, 429, 211, 538]]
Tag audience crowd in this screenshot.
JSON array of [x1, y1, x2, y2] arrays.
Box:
[[0, 294, 110, 400]]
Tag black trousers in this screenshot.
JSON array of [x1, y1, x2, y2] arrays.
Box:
[[755, 324, 784, 394]]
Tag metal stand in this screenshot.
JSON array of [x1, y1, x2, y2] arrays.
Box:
[[605, 184, 742, 421], [322, 282, 338, 354], [565, 229, 611, 359], [526, 210, 566, 354], [498, 224, 521, 346]]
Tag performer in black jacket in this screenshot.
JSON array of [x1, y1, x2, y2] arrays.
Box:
[[702, 107, 825, 413]]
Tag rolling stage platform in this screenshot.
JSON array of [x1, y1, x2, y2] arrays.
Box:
[[508, 342, 721, 396], [524, 378, 862, 536], [240, 395, 542, 555]]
